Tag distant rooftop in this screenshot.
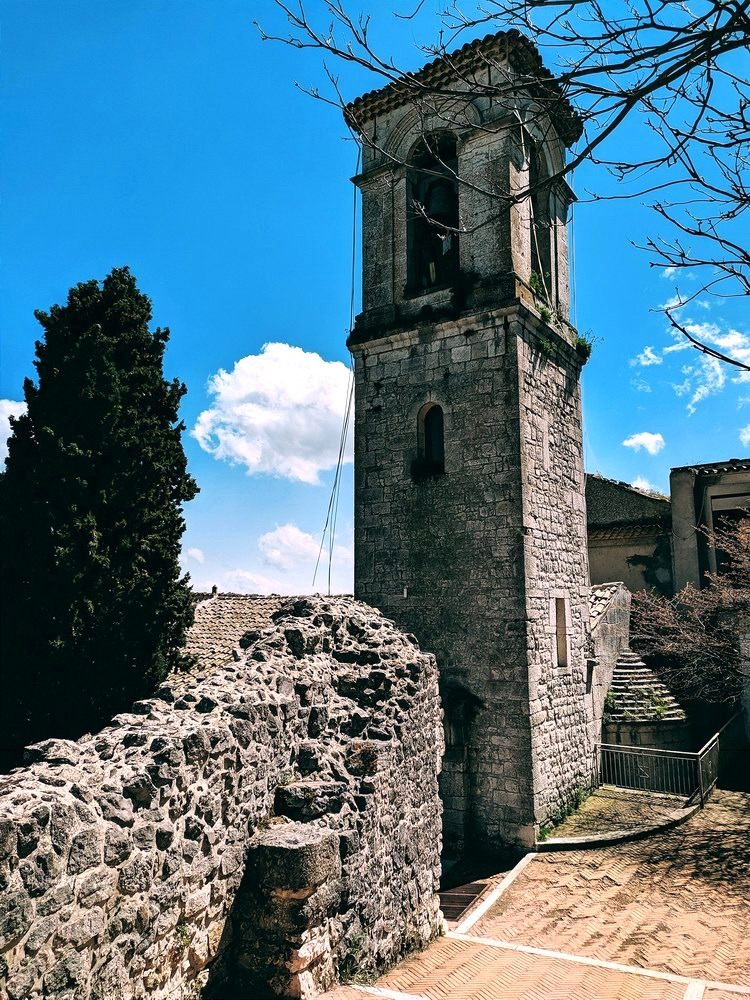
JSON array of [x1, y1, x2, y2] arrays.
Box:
[[586, 473, 670, 530], [589, 582, 624, 630], [671, 457, 750, 476], [185, 592, 283, 671]]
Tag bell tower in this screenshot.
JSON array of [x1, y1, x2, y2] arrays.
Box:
[[346, 31, 593, 852]]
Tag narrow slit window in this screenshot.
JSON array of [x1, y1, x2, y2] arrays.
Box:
[[555, 597, 568, 668], [424, 405, 444, 471], [414, 402, 445, 479]]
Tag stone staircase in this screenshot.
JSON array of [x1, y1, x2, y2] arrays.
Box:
[[604, 650, 686, 723]]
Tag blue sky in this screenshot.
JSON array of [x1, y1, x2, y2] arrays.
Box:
[[2, 1, 749, 595]]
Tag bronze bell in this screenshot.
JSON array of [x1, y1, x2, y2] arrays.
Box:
[[424, 179, 456, 220]]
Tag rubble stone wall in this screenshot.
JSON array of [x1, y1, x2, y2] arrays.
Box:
[[0, 598, 443, 1000]]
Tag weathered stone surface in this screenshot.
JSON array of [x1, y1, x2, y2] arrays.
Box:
[[248, 823, 340, 892], [274, 780, 348, 820], [118, 852, 153, 895], [20, 850, 60, 897], [67, 828, 102, 875], [0, 596, 442, 999], [104, 826, 132, 866], [0, 891, 33, 949]]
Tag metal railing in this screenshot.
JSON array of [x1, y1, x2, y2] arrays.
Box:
[[596, 710, 745, 805], [697, 733, 720, 804], [596, 743, 699, 798]]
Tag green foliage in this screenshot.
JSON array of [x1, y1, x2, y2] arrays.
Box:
[[603, 690, 617, 715], [631, 516, 750, 705], [0, 268, 198, 761], [339, 932, 378, 985], [573, 332, 595, 364], [529, 270, 547, 300], [175, 921, 192, 947], [644, 686, 670, 719], [537, 784, 592, 841]]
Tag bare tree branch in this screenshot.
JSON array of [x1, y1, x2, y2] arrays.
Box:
[[260, 0, 750, 366]]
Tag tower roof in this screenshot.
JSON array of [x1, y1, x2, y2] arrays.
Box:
[[345, 29, 583, 149]]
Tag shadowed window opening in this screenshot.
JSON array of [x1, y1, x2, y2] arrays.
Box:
[[413, 402, 445, 480], [555, 597, 568, 668], [407, 134, 459, 292], [529, 140, 553, 305]]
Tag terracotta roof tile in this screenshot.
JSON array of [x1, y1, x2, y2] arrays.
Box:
[[671, 457, 750, 475], [185, 593, 284, 671], [345, 30, 582, 148], [589, 582, 623, 630]]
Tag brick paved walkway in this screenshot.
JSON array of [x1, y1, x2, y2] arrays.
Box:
[[469, 790, 750, 986], [549, 786, 692, 839], [323, 790, 750, 1000]]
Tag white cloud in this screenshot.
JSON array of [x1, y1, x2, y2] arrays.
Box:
[[259, 523, 320, 571], [630, 345, 662, 368], [661, 266, 677, 279], [632, 476, 656, 492], [219, 568, 287, 594], [686, 355, 726, 415], [192, 343, 353, 485], [259, 522, 353, 576], [0, 399, 26, 464], [188, 523, 354, 597], [186, 547, 205, 564], [663, 340, 692, 354], [630, 377, 652, 393], [682, 323, 750, 369], [622, 431, 665, 455], [740, 425, 750, 447], [658, 321, 750, 411]]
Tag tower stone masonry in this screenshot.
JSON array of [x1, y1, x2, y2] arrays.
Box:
[[345, 31, 595, 851]]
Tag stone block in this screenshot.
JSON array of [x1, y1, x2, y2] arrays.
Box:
[[274, 781, 347, 820], [0, 891, 34, 950], [66, 827, 102, 875], [248, 823, 341, 893]]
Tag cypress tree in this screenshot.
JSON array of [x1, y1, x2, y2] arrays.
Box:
[[0, 267, 198, 761]]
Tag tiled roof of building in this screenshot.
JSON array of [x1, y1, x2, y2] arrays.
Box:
[[671, 457, 750, 476], [586, 473, 670, 529], [185, 592, 284, 671], [344, 30, 582, 148], [589, 582, 623, 630], [588, 520, 667, 540]]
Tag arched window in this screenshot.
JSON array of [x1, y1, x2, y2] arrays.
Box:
[[414, 402, 445, 479], [407, 134, 459, 293], [529, 140, 553, 304]]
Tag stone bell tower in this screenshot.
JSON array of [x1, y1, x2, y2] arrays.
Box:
[[346, 31, 593, 852]]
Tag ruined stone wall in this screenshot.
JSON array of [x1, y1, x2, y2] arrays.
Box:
[[0, 598, 443, 1000]]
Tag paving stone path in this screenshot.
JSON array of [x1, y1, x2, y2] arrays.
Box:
[[548, 785, 693, 839], [324, 790, 750, 999]]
